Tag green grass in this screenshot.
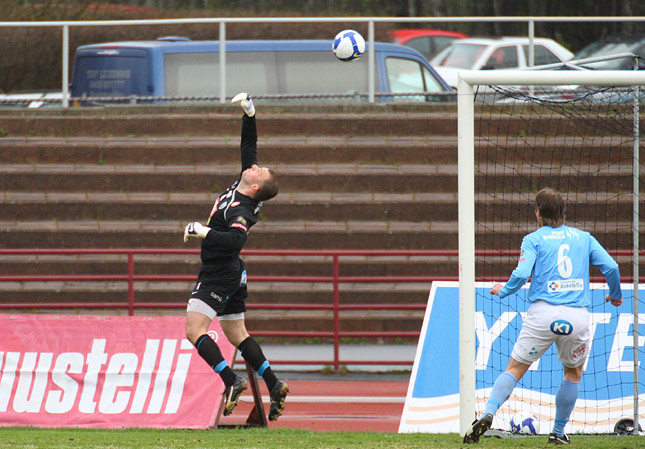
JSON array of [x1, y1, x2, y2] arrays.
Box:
[[0, 428, 642, 449]]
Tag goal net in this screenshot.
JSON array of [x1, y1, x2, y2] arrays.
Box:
[[457, 71, 643, 436]]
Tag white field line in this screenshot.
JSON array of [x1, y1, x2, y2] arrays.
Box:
[[240, 395, 405, 404]]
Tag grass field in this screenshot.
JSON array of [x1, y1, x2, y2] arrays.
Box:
[[0, 428, 642, 449]]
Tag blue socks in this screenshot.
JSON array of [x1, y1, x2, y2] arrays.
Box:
[[552, 380, 580, 436], [484, 372, 579, 437], [484, 372, 517, 416]]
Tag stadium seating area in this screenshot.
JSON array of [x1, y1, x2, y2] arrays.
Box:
[[0, 102, 636, 339], [0, 104, 459, 338]]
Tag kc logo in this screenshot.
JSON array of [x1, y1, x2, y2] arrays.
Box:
[[206, 330, 219, 343], [550, 319, 573, 335]]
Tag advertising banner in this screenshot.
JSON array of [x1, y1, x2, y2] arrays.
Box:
[[0, 315, 235, 429], [399, 281, 645, 434]]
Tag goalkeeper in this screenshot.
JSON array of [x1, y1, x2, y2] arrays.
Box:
[[183, 93, 288, 422], [464, 187, 623, 445]]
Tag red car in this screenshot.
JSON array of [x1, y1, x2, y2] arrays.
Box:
[[390, 28, 469, 61]]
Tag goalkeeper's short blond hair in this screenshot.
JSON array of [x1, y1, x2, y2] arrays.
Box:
[[256, 169, 279, 202]]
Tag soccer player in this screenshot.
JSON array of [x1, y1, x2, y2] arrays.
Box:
[[463, 187, 623, 445], [183, 93, 289, 421]]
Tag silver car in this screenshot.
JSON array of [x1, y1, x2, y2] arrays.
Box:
[[430, 37, 574, 88]]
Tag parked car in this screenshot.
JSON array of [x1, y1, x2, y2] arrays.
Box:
[[71, 37, 453, 103], [390, 28, 468, 61], [429, 37, 574, 88], [571, 33, 645, 70]]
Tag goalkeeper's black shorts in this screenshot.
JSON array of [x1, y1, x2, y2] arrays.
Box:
[[188, 281, 248, 317]]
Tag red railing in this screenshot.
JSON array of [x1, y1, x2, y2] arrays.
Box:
[[0, 248, 641, 370], [0, 248, 455, 370]]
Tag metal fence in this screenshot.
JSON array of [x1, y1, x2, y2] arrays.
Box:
[[1, 247, 641, 369], [0, 248, 444, 370], [2, 16, 645, 106]]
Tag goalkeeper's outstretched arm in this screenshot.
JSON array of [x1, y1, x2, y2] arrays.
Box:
[[232, 92, 258, 171]]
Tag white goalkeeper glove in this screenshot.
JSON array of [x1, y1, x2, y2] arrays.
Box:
[[183, 222, 211, 242], [231, 92, 255, 117]]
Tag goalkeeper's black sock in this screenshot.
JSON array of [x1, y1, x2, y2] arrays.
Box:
[[195, 334, 237, 386], [238, 336, 278, 391]]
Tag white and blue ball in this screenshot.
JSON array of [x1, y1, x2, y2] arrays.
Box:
[[332, 29, 365, 62], [510, 413, 540, 435]]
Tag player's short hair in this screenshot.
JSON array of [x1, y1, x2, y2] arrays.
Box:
[[535, 187, 565, 227], [256, 169, 279, 202]]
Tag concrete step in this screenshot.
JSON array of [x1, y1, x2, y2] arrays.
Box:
[[0, 298, 424, 333], [0, 252, 470, 278], [1, 191, 641, 222], [0, 136, 457, 165], [0, 163, 457, 193], [0, 281, 430, 328], [2, 251, 636, 280], [0, 135, 633, 165], [2, 163, 640, 193], [246, 309, 424, 333], [0, 219, 461, 249], [0, 192, 458, 222], [1, 106, 640, 138], [0, 219, 639, 250], [0, 279, 430, 297], [0, 111, 457, 137]]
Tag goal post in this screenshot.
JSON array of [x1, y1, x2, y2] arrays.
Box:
[[457, 70, 644, 436]]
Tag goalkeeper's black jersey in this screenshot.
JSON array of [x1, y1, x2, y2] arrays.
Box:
[[197, 115, 262, 288]]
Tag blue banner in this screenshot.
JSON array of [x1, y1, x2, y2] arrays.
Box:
[[399, 281, 645, 434]]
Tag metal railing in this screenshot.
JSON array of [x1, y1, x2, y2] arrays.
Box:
[[0, 248, 455, 370], [2, 16, 645, 106], [1, 248, 642, 370]]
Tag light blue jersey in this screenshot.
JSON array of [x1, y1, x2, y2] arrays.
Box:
[[498, 225, 622, 307]]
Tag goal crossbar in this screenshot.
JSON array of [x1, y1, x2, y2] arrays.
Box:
[[459, 69, 645, 87], [457, 70, 644, 436]]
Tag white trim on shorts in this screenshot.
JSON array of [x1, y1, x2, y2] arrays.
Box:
[[187, 298, 217, 320], [186, 298, 245, 321], [218, 312, 245, 321]]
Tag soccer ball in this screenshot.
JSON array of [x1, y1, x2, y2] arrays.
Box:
[[332, 29, 366, 62], [510, 413, 540, 435]]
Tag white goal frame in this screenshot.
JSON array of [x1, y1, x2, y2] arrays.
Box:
[[457, 70, 644, 436]]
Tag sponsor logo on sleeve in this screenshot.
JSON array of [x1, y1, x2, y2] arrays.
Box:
[[230, 217, 248, 232]]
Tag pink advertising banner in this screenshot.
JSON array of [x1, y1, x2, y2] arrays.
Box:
[[0, 315, 235, 429]]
